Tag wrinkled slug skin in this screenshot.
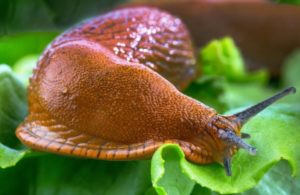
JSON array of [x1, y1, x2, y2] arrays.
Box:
[[33, 40, 215, 143]]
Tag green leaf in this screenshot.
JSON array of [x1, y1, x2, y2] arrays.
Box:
[[243, 160, 300, 195], [152, 103, 300, 194], [199, 37, 268, 84], [200, 37, 245, 78], [0, 157, 36, 195], [191, 161, 300, 195], [220, 83, 275, 110], [0, 64, 27, 147], [0, 143, 26, 168], [151, 144, 195, 195], [0, 155, 153, 195], [0, 64, 29, 169], [184, 77, 274, 113], [34, 156, 152, 195], [13, 54, 38, 85], [184, 76, 228, 113], [0, 32, 57, 66]]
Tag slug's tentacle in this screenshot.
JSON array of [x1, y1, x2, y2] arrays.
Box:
[[223, 156, 232, 176], [214, 87, 296, 175], [232, 87, 296, 125], [218, 130, 257, 155]]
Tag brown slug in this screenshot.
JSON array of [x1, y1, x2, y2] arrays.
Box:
[[16, 7, 296, 176]]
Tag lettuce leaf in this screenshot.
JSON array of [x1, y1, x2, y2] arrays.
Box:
[[190, 161, 300, 195], [0, 155, 153, 195], [152, 103, 300, 194], [34, 156, 152, 195], [152, 144, 195, 195], [199, 37, 268, 84], [0, 65, 29, 170], [13, 54, 38, 85], [243, 160, 300, 195], [0, 143, 26, 168], [0, 65, 27, 147]]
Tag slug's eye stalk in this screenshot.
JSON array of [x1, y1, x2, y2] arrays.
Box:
[[232, 87, 296, 125], [220, 87, 296, 176]]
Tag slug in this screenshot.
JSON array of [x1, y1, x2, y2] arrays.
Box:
[[16, 7, 295, 176]]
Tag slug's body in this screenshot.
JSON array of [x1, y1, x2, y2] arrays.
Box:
[[16, 7, 295, 176]]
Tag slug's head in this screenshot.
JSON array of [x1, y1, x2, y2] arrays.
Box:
[[209, 87, 296, 176]]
